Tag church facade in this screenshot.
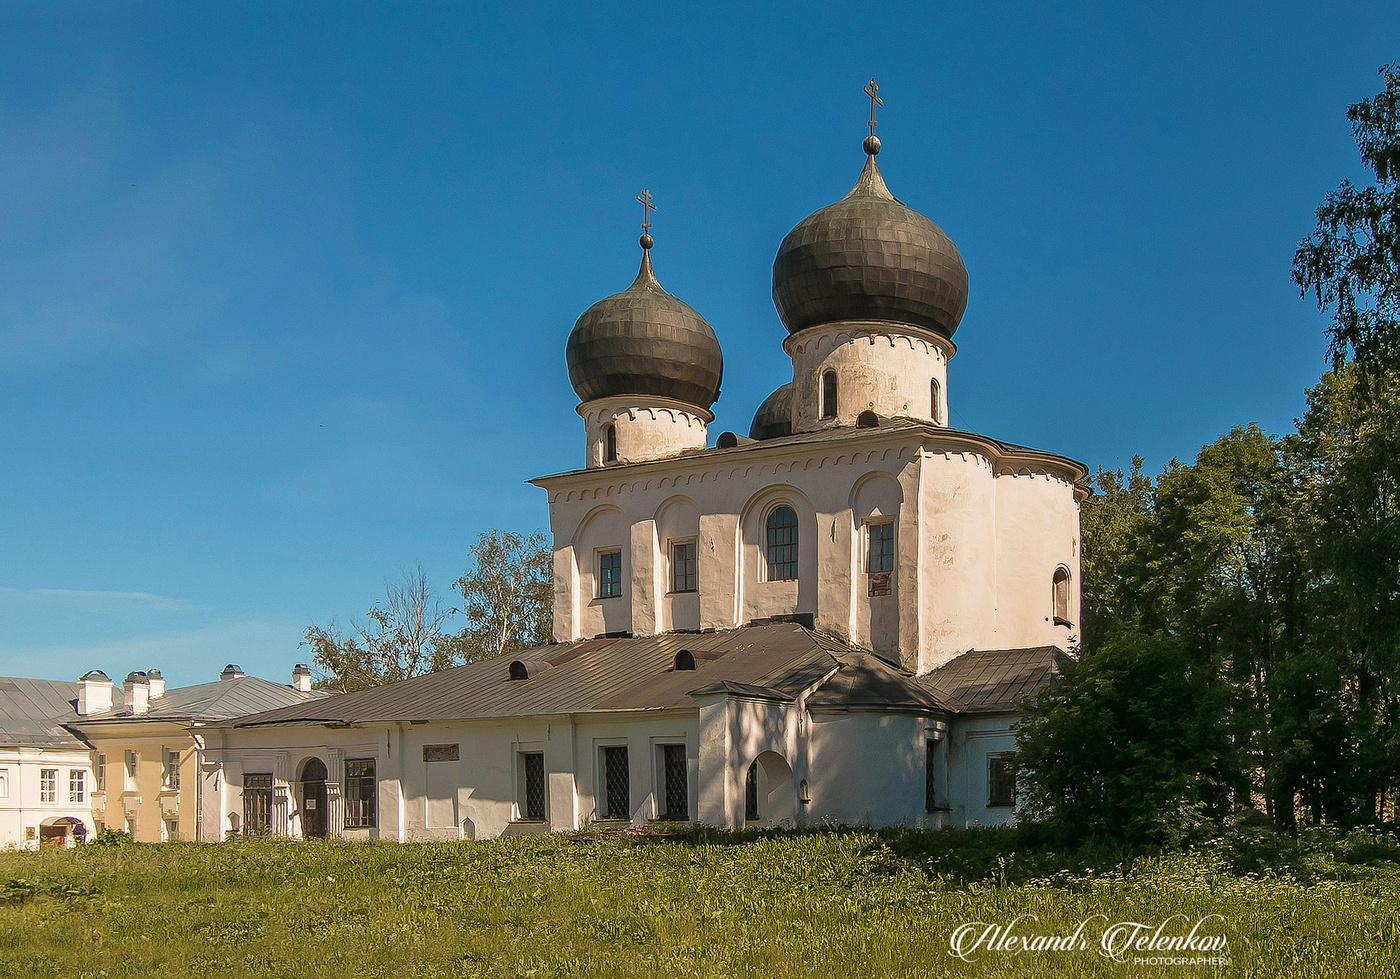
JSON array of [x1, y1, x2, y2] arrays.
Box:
[[194, 97, 1086, 842]]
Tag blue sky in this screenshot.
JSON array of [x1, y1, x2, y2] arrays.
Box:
[[1, 2, 1395, 686]]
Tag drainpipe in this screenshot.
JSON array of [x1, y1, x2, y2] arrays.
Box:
[[190, 730, 205, 843]]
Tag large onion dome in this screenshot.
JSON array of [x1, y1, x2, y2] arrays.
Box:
[[771, 148, 968, 339], [567, 247, 723, 410], [749, 382, 793, 440]]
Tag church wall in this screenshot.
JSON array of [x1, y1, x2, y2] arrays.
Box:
[[570, 505, 632, 640], [945, 715, 1018, 828], [802, 712, 932, 827], [992, 469, 1082, 651], [580, 398, 710, 468]]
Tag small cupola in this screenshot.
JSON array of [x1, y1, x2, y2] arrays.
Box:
[[77, 670, 113, 716], [220, 664, 245, 681]]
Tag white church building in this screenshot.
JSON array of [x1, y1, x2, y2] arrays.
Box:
[[196, 96, 1087, 842]]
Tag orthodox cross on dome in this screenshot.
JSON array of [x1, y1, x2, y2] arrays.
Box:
[[637, 188, 657, 250], [864, 78, 882, 137]]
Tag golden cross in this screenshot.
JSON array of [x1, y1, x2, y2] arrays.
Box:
[[636, 189, 656, 234], [864, 78, 882, 138]]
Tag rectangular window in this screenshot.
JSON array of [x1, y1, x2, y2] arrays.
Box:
[[344, 759, 376, 828], [598, 550, 623, 599], [69, 769, 86, 804], [164, 819, 179, 842], [243, 773, 273, 834], [658, 744, 688, 821], [95, 754, 105, 792], [925, 739, 938, 812], [521, 752, 546, 821], [40, 768, 58, 804], [670, 540, 698, 593], [162, 749, 180, 791], [988, 754, 1016, 808], [125, 750, 138, 788], [867, 520, 895, 573], [600, 745, 629, 820], [0, 770, 7, 798]]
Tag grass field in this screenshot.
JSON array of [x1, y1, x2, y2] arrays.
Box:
[[1, 826, 1397, 978]]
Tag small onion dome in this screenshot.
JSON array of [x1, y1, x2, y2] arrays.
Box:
[[749, 382, 794, 440], [772, 153, 968, 339], [567, 250, 723, 410]]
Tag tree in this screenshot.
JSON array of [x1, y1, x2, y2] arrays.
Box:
[[1078, 457, 1153, 652], [450, 530, 553, 662], [1294, 64, 1400, 376], [305, 566, 459, 693]]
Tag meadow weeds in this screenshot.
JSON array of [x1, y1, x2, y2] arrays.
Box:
[[0, 825, 1396, 978]]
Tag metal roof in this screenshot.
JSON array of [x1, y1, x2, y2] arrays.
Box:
[[918, 646, 1067, 713], [74, 675, 329, 725], [0, 677, 103, 747]]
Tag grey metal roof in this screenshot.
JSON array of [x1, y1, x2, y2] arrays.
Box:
[[76, 675, 329, 725], [918, 646, 1067, 713], [0, 677, 106, 747]]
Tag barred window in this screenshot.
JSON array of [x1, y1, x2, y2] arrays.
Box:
[[598, 550, 623, 599], [40, 768, 58, 804], [600, 746, 629, 819], [162, 748, 180, 790], [243, 773, 273, 834], [521, 752, 546, 821], [344, 759, 376, 828], [867, 520, 894, 573], [925, 739, 938, 812], [658, 744, 688, 821], [69, 769, 86, 804], [988, 754, 1016, 808], [745, 761, 759, 821], [670, 540, 697, 593], [765, 506, 799, 581]]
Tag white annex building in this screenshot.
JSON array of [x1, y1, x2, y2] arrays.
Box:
[[197, 96, 1087, 842]]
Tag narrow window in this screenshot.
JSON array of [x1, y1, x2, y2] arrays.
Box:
[[1052, 567, 1072, 625], [163, 749, 180, 791], [820, 370, 837, 419], [600, 746, 630, 819], [95, 754, 105, 792], [69, 769, 86, 804], [765, 506, 799, 581], [40, 768, 58, 804], [344, 759, 377, 828], [867, 520, 895, 573], [0, 770, 7, 798], [931, 378, 942, 425], [521, 752, 546, 821], [670, 539, 698, 593], [925, 739, 938, 812], [659, 744, 688, 820], [598, 549, 623, 599], [243, 773, 273, 835], [604, 423, 617, 463], [164, 819, 179, 842], [125, 750, 137, 788], [988, 754, 1016, 808], [745, 761, 759, 821]]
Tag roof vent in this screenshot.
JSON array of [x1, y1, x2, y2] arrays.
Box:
[[674, 649, 696, 671], [220, 664, 245, 681], [508, 660, 529, 681], [856, 410, 879, 428]]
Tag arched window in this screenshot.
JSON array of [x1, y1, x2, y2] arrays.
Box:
[[820, 370, 837, 420], [604, 423, 617, 463], [765, 506, 799, 581], [1052, 567, 1071, 625], [931, 378, 941, 425]]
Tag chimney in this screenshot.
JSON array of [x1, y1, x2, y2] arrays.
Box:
[[123, 672, 150, 715], [77, 671, 113, 716], [219, 664, 245, 682], [291, 663, 313, 694], [146, 669, 166, 701]]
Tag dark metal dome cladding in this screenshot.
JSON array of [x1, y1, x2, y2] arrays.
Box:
[[748, 382, 794, 440], [567, 251, 724, 410], [771, 154, 969, 339]]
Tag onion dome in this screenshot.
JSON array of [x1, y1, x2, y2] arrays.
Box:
[[749, 382, 794, 440], [771, 144, 968, 339], [567, 241, 723, 411]]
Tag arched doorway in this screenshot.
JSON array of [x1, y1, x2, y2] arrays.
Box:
[[743, 751, 796, 828], [299, 758, 328, 839], [38, 816, 86, 848]]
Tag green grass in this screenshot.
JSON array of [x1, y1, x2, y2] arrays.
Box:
[[1, 826, 1397, 978]]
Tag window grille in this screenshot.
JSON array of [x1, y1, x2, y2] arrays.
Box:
[[925, 739, 938, 812], [867, 520, 895, 573], [344, 759, 376, 828], [598, 550, 623, 598], [671, 540, 697, 593], [660, 744, 688, 820], [988, 755, 1016, 807], [601, 746, 629, 819], [70, 769, 86, 804], [765, 507, 799, 581], [40, 768, 58, 804], [821, 370, 837, 419], [522, 752, 546, 821], [745, 761, 759, 821], [243, 773, 273, 834]]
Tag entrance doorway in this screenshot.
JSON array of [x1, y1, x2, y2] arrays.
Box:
[[299, 757, 328, 838]]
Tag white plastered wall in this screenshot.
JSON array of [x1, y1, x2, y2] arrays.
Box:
[[579, 397, 711, 469]]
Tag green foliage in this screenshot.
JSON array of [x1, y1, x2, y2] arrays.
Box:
[[88, 828, 135, 847], [1015, 630, 1234, 841], [450, 529, 553, 662], [1078, 457, 1152, 652]]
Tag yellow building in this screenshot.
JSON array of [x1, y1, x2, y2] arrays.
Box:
[[71, 664, 326, 843]]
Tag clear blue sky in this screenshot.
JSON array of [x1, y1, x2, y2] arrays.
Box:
[[1, 2, 1394, 686]]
